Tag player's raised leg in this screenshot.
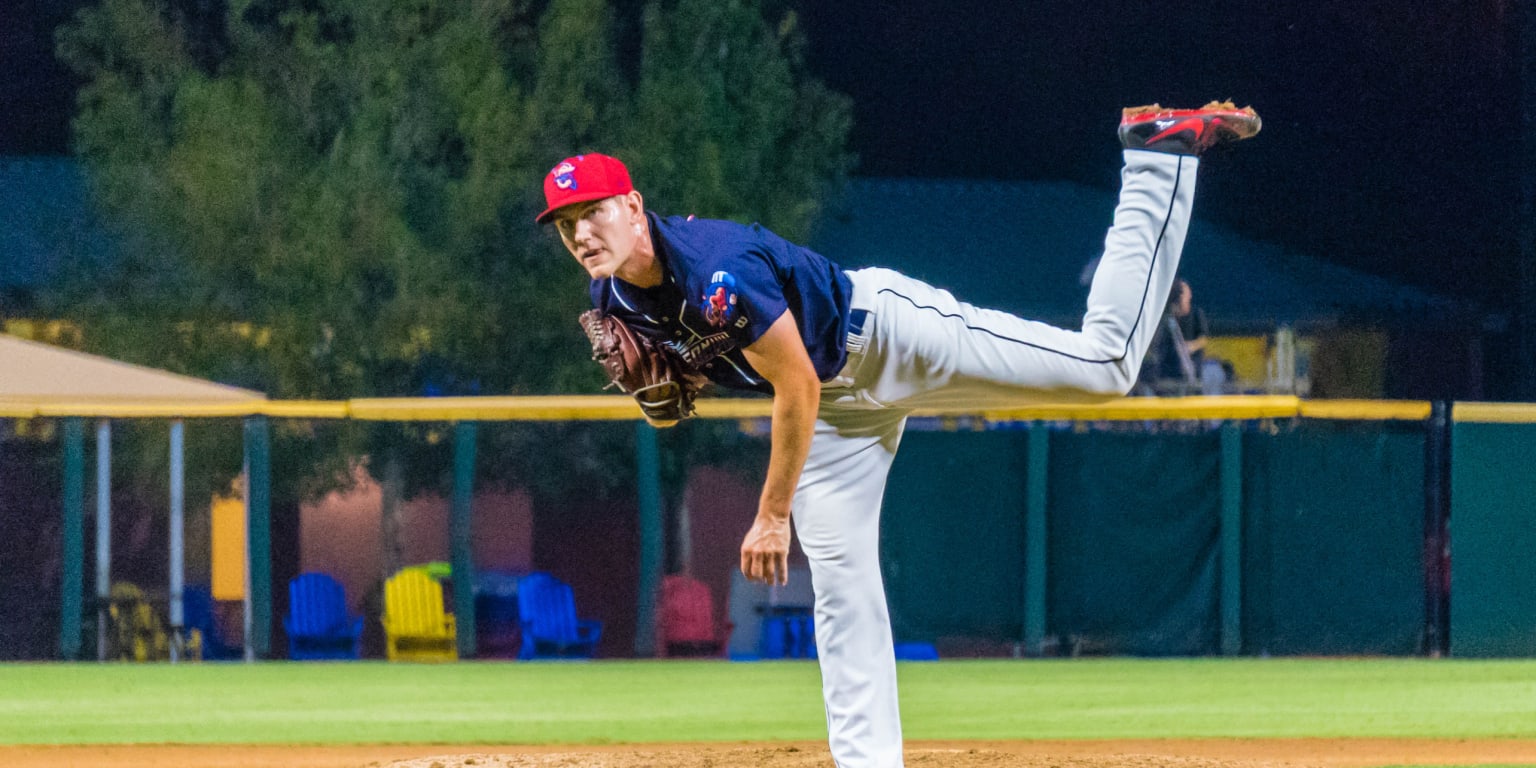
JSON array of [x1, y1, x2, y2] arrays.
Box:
[[849, 102, 1258, 409]]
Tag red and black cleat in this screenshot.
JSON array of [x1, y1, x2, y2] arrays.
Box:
[[1119, 101, 1262, 155]]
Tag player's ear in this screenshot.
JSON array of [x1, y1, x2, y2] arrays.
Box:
[[622, 190, 645, 220]]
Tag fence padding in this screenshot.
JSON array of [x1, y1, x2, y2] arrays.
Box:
[[1450, 422, 1536, 657]]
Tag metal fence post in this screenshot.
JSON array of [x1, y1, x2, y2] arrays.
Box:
[[59, 417, 84, 660], [1023, 422, 1049, 655], [635, 421, 663, 657], [243, 415, 271, 659], [1220, 421, 1244, 656], [451, 421, 478, 659]]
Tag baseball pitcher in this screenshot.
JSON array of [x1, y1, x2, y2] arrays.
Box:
[[543, 101, 1260, 768]]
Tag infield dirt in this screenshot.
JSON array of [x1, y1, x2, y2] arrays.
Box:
[[5, 739, 1536, 768]]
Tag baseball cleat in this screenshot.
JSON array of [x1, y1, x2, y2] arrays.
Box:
[[1119, 101, 1261, 155]]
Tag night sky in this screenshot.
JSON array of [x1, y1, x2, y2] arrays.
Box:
[[4, 0, 1527, 308], [791, 0, 1525, 309]]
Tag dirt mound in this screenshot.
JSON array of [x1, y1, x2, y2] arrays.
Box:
[[376, 747, 1300, 768]]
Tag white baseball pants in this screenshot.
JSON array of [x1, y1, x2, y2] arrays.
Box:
[[796, 150, 1199, 768]]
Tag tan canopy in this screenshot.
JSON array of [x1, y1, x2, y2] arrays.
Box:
[[0, 333, 264, 406]]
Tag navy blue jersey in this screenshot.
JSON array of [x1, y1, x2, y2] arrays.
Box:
[[590, 213, 854, 394]]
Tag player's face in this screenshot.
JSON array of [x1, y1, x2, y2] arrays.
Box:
[[553, 194, 644, 280]]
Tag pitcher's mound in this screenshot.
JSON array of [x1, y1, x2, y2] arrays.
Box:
[[377, 748, 1297, 768]]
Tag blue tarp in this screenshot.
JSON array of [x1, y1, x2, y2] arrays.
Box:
[[0, 156, 116, 293], [808, 178, 1465, 332]]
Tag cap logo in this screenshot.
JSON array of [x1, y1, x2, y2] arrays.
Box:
[[553, 161, 578, 191]]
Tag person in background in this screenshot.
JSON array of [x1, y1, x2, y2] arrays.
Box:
[[1139, 277, 1211, 395]]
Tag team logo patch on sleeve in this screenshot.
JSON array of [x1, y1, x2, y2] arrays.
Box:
[[701, 271, 740, 328]]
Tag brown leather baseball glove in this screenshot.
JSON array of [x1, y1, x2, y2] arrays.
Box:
[[579, 310, 703, 423]]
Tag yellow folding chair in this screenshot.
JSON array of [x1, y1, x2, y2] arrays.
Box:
[[381, 569, 457, 662]]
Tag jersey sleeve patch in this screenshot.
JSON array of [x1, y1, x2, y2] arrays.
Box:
[[701, 271, 744, 329]]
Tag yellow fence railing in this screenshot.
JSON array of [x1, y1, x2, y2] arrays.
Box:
[[2, 394, 1502, 422], [1451, 402, 1536, 424]]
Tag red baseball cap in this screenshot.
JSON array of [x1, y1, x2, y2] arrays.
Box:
[[535, 153, 635, 224]]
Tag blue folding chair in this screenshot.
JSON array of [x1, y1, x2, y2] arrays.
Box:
[[475, 570, 523, 659], [182, 584, 242, 660], [516, 572, 603, 660], [283, 572, 363, 660], [759, 607, 815, 659]]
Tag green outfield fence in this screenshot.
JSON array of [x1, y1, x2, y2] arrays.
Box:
[[1, 395, 1534, 662]]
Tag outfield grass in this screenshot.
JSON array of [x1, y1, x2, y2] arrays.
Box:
[[0, 658, 1533, 745]]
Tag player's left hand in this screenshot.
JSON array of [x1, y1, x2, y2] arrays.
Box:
[[740, 513, 791, 586]]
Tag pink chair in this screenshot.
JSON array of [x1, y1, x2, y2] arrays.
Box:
[[657, 574, 731, 657]]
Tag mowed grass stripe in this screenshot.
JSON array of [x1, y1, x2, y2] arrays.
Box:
[[0, 659, 1533, 744]]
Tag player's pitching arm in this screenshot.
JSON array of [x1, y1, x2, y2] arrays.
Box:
[[738, 311, 820, 586]]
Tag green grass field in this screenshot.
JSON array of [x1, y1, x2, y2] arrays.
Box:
[[1, 658, 1535, 746]]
